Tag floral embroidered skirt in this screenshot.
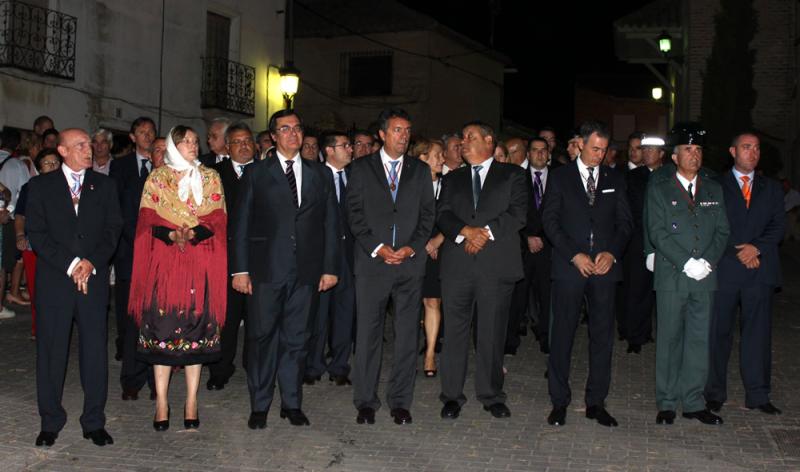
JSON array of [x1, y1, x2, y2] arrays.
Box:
[[137, 298, 222, 366]]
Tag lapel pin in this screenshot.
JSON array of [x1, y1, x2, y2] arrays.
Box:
[[671, 200, 677, 206], [671, 222, 678, 229], [89, 184, 95, 191]]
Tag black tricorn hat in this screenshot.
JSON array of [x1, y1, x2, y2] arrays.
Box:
[[668, 122, 706, 147]]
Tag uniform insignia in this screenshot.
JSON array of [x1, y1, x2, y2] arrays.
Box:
[[671, 222, 678, 230], [671, 201, 677, 206]]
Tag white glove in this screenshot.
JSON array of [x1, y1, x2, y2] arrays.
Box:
[[683, 258, 711, 281], [645, 253, 655, 272]]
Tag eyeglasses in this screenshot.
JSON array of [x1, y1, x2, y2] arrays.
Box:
[[40, 160, 59, 168], [229, 138, 254, 146], [275, 125, 304, 135], [331, 143, 352, 149]]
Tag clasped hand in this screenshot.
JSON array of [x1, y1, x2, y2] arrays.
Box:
[[169, 224, 196, 252], [377, 245, 414, 264], [735, 243, 760, 269], [71, 259, 95, 295], [461, 226, 491, 255], [573, 252, 614, 278]]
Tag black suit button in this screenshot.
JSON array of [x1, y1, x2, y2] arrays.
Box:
[[78, 234, 84, 239], [471, 214, 475, 219], [290, 235, 295, 240], [393, 209, 397, 213]]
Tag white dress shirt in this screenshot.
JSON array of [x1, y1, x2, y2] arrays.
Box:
[[576, 156, 600, 192], [62, 163, 95, 277], [277, 150, 303, 206], [732, 167, 755, 190], [675, 172, 698, 198], [531, 165, 548, 193], [627, 160, 638, 171], [371, 148, 405, 257], [325, 162, 347, 202]]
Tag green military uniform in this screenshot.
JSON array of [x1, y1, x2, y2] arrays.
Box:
[[645, 166, 729, 413]]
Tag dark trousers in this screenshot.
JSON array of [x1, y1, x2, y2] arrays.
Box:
[[527, 249, 551, 341], [706, 284, 774, 408], [116, 279, 153, 391], [548, 277, 616, 408], [37, 296, 108, 433], [441, 273, 514, 407], [622, 256, 655, 344], [208, 285, 249, 383], [306, 263, 355, 378], [353, 274, 422, 411], [246, 273, 316, 413], [505, 274, 528, 352]]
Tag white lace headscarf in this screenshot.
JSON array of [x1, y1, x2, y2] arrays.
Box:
[[165, 127, 204, 205]]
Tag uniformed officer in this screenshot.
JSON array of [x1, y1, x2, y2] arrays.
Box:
[[644, 123, 730, 426]]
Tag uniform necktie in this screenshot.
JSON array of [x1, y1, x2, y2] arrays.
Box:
[[533, 170, 543, 209], [140, 159, 149, 180], [285, 160, 298, 207], [741, 175, 751, 208], [388, 160, 400, 201], [586, 167, 596, 206], [472, 165, 483, 209], [337, 170, 346, 203], [688, 182, 694, 203]]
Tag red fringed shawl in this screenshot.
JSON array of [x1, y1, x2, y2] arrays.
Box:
[[128, 166, 227, 327]]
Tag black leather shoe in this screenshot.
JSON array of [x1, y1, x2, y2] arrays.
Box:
[[705, 400, 723, 412], [206, 378, 226, 391], [656, 410, 676, 425], [547, 406, 566, 426], [329, 374, 352, 386], [441, 401, 461, 419], [626, 343, 641, 354], [539, 339, 550, 354], [248, 411, 267, 429], [483, 403, 511, 418], [280, 408, 310, 426], [114, 352, 122, 361], [35, 431, 57, 446], [356, 407, 375, 424], [121, 388, 139, 401], [750, 402, 782, 415], [303, 375, 321, 386], [504, 347, 517, 356], [390, 408, 413, 425], [153, 406, 170, 431], [682, 409, 723, 425], [184, 405, 200, 429], [586, 405, 618, 427], [83, 428, 114, 446]]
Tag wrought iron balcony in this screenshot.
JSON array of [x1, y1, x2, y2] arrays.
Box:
[[0, 0, 77, 80], [201, 57, 255, 116]]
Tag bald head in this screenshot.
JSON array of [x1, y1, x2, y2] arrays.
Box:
[[58, 128, 92, 171], [505, 137, 528, 166]]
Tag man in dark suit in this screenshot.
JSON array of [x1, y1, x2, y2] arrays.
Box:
[[437, 121, 527, 420], [200, 117, 231, 167], [206, 122, 256, 390], [621, 135, 664, 353], [346, 108, 435, 425], [231, 109, 339, 429], [305, 131, 356, 386], [542, 121, 632, 427], [27, 128, 122, 447], [523, 137, 552, 353], [108, 116, 156, 400], [705, 132, 785, 415]]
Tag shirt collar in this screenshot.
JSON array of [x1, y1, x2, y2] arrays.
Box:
[[325, 162, 346, 173], [233, 158, 254, 166], [576, 155, 597, 175], [675, 171, 698, 190], [732, 167, 754, 182], [380, 147, 403, 166], [520, 160, 529, 169], [472, 156, 494, 172], [276, 150, 301, 165], [62, 163, 86, 178], [136, 151, 149, 162], [628, 160, 638, 170]]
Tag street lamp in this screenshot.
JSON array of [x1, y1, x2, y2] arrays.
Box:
[[658, 31, 672, 54], [279, 64, 300, 109], [651, 87, 663, 100]]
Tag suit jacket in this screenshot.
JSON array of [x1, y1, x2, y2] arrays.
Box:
[[646, 169, 730, 292], [213, 159, 248, 273], [715, 170, 784, 288], [325, 165, 355, 273], [437, 161, 528, 280], [542, 160, 632, 282], [345, 152, 435, 277], [26, 169, 123, 302], [109, 152, 145, 280], [199, 152, 219, 168], [230, 156, 339, 285]]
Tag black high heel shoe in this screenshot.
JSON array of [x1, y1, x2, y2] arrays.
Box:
[[184, 405, 200, 429], [153, 406, 170, 431]]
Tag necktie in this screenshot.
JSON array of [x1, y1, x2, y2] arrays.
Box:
[[70, 172, 81, 196], [140, 159, 149, 180], [236, 163, 246, 179], [472, 165, 483, 209], [388, 160, 400, 201], [741, 175, 751, 208], [687, 182, 694, 203], [533, 171, 543, 209], [337, 170, 346, 203], [586, 167, 596, 206], [285, 160, 298, 207]]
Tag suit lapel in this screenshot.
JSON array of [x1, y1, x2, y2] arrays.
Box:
[[266, 157, 295, 207], [58, 170, 79, 221], [476, 161, 500, 211], [367, 153, 394, 203], [299, 159, 314, 210], [568, 161, 589, 207], [394, 157, 414, 205]]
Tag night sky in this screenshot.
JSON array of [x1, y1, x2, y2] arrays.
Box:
[[401, 0, 655, 136]]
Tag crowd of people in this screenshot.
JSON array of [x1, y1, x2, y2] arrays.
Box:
[[0, 106, 787, 448]]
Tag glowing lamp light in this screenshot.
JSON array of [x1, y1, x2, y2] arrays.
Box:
[[652, 87, 663, 100], [658, 31, 672, 54]]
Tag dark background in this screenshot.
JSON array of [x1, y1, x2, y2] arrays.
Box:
[[401, 0, 654, 135]]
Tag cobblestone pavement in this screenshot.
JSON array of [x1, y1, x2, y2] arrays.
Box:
[[2, 244, 800, 471]]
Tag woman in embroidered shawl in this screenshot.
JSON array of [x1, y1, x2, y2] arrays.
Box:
[[128, 125, 226, 431]]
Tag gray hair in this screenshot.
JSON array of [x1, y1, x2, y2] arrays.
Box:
[[208, 117, 232, 135], [92, 128, 113, 144]]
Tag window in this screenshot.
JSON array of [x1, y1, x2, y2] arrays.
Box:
[[205, 12, 230, 60], [340, 51, 392, 97]]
